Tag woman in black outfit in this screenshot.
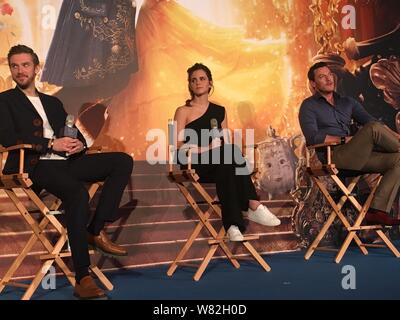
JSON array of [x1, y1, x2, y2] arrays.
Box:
[[173, 63, 280, 241]]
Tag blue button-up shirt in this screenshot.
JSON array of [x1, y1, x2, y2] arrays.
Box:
[[298, 92, 376, 146]]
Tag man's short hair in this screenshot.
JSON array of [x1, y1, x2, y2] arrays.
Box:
[[7, 44, 40, 66], [307, 62, 329, 81]]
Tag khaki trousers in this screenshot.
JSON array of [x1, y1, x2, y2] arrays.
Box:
[[332, 121, 400, 213]]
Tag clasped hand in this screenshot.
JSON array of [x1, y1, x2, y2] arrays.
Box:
[[52, 137, 85, 155]]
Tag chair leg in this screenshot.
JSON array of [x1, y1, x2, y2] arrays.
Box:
[[0, 231, 39, 293], [172, 184, 240, 275], [304, 187, 368, 259], [305, 211, 337, 260], [313, 177, 369, 258], [375, 230, 400, 258], [90, 265, 114, 290], [169, 177, 269, 280], [188, 183, 240, 268], [1, 182, 111, 299], [22, 256, 76, 300], [194, 244, 219, 281], [87, 182, 101, 199], [335, 231, 358, 263], [0, 211, 74, 295], [54, 256, 75, 286], [2, 190, 73, 298], [167, 221, 205, 276], [214, 227, 240, 269], [198, 221, 240, 269], [242, 241, 271, 272], [193, 224, 247, 281], [334, 176, 384, 263], [307, 167, 398, 263], [335, 210, 369, 256], [167, 219, 240, 278], [0, 190, 53, 291], [25, 189, 65, 234], [21, 259, 55, 300]]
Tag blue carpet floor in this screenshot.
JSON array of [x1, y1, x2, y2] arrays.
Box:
[[1, 245, 400, 300]]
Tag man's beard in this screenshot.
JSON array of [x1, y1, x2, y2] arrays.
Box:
[[318, 86, 334, 95], [14, 75, 35, 90]]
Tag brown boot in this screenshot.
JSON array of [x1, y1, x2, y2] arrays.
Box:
[[74, 276, 106, 299], [364, 210, 400, 226], [88, 230, 128, 256]]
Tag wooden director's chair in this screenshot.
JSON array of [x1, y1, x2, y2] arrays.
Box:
[[166, 120, 271, 281], [304, 142, 400, 263], [0, 144, 113, 300]]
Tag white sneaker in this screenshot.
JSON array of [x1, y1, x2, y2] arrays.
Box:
[[247, 205, 281, 227], [227, 225, 244, 242]]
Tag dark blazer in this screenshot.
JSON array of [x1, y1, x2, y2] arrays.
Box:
[[0, 87, 85, 175]]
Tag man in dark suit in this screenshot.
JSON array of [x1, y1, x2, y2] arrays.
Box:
[[0, 45, 134, 299]]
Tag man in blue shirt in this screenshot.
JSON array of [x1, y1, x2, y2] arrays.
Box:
[[299, 62, 400, 226]]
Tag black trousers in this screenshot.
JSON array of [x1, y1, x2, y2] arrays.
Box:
[[191, 144, 258, 232], [31, 152, 133, 281]]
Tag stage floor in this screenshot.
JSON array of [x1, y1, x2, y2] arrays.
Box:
[[1, 242, 399, 300]]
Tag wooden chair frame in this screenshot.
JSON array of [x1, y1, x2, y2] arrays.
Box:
[[166, 120, 271, 281], [0, 144, 113, 300], [304, 142, 400, 263]]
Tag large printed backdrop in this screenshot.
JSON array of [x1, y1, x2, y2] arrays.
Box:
[[0, 0, 399, 160]]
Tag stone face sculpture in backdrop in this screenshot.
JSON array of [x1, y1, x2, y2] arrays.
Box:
[[255, 127, 297, 200]]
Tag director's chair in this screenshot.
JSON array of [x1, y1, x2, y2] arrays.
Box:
[[0, 144, 113, 300], [166, 120, 271, 281], [304, 142, 400, 263]]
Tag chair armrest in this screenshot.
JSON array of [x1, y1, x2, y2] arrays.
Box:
[[0, 144, 34, 175], [307, 142, 340, 150], [306, 142, 339, 166], [244, 144, 258, 149], [86, 146, 104, 154], [0, 144, 33, 152], [168, 145, 196, 172]]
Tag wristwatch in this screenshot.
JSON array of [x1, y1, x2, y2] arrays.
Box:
[[48, 138, 55, 152]]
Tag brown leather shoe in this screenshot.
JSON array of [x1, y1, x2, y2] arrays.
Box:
[[88, 230, 128, 256], [74, 275, 106, 299]]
